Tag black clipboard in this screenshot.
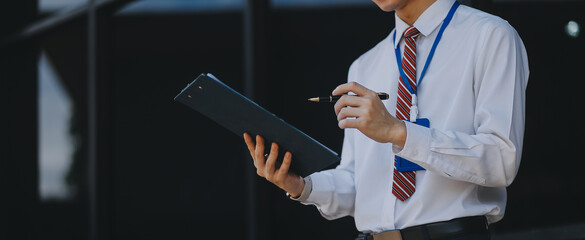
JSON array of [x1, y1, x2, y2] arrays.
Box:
[[174, 73, 340, 177]]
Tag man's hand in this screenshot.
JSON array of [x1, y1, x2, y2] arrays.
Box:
[[243, 133, 305, 198], [333, 82, 407, 148]]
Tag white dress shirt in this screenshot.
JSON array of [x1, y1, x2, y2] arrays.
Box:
[[300, 0, 529, 233]]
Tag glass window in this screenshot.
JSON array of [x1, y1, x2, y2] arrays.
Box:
[[38, 51, 77, 201], [38, 0, 89, 13], [272, 0, 369, 8], [118, 0, 371, 15], [118, 0, 243, 15]]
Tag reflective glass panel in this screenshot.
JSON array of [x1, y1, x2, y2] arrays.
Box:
[[118, 0, 243, 15], [39, 0, 89, 13], [272, 0, 368, 8], [38, 51, 77, 201]]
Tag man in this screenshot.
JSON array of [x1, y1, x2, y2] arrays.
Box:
[[244, 0, 529, 239]]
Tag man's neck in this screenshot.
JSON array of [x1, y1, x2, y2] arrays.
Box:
[[396, 0, 437, 26]]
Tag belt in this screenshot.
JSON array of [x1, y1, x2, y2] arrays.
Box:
[[357, 216, 489, 240]]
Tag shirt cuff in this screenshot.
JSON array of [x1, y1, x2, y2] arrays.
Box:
[[392, 121, 432, 167], [289, 176, 312, 202]]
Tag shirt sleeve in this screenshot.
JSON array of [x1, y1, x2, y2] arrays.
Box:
[[301, 128, 356, 220], [393, 21, 529, 187], [288, 176, 312, 202], [298, 61, 361, 220]]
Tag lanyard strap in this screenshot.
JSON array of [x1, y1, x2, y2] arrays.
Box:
[[393, 1, 460, 95]]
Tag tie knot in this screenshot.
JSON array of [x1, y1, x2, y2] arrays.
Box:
[[404, 27, 420, 38]]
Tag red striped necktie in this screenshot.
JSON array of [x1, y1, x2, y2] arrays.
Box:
[[392, 26, 420, 201]]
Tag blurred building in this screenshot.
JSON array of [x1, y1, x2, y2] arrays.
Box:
[[1, 0, 584, 239]]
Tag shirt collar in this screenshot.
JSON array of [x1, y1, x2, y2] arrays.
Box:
[[393, 0, 456, 49]]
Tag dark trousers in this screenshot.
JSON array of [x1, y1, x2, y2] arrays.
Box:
[[356, 232, 490, 240], [448, 232, 490, 240], [356, 216, 490, 240]]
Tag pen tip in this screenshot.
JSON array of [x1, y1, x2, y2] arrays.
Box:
[[308, 97, 319, 102]]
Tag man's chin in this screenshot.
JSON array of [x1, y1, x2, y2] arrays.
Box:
[[373, 1, 398, 12], [380, 7, 394, 12]]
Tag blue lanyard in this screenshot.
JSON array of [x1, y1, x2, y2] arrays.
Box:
[[393, 1, 459, 95]]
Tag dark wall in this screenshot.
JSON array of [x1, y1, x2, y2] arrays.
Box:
[[0, 1, 38, 240], [110, 12, 247, 239], [492, 1, 585, 233]]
